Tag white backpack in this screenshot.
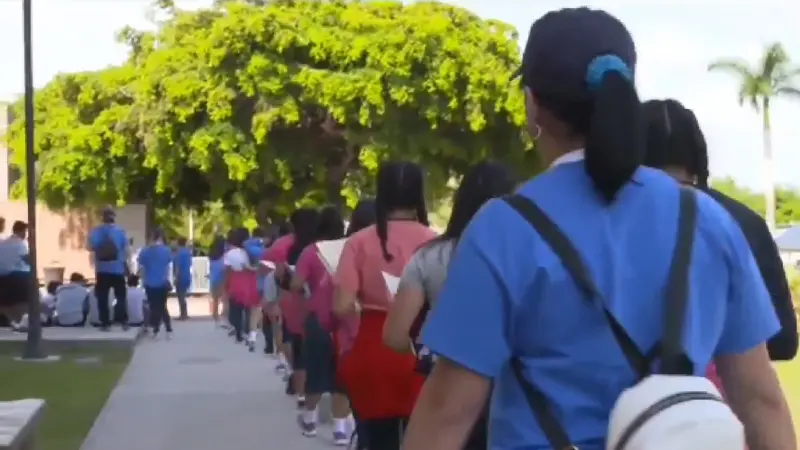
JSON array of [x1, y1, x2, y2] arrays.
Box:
[[503, 187, 744, 450]]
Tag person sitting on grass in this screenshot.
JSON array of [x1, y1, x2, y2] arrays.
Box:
[[125, 275, 147, 327], [54, 273, 90, 327]]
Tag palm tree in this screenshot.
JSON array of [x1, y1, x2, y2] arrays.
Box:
[[709, 42, 800, 232]]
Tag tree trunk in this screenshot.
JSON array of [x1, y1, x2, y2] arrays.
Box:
[[763, 100, 776, 233]]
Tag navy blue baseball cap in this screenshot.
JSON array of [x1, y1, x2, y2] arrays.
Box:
[[515, 8, 637, 98]]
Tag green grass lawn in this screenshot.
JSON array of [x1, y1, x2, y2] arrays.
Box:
[[0, 349, 130, 450], [777, 358, 800, 441]]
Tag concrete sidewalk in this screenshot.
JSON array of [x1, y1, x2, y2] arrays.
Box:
[[80, 319, 335, 450]]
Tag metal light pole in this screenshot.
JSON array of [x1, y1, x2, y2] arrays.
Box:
[[21, 0, 44, 360]]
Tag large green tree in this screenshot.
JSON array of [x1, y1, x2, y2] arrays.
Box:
[[6, 0, 532, 221], [708, 42, 800, 232], [129, 0, 531, 213]]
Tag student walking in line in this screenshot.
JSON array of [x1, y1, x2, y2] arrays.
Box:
[[641, 98, 798, 362], [383, 161, 516, 450], [223, 227, 262, 351], [274, 209, 321, 406], [208, 235, 227, 327], [88, 207, 130, 331], [264, 223, 296, 375], [402, 8, 794, 450], [292, 206, 354, 445], [137, 229, 174, 339], [334, 162, 435, 450], [173, 237, 193, 320]]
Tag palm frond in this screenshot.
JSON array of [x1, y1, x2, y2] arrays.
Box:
[[776, 86, 800, 100], [708, 59, 755, 78], [761, 42, 790, 78]]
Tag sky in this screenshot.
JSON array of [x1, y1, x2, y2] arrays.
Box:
[[0, 0, 798, 191]]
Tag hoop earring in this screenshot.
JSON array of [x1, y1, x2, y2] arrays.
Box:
[[531, 124, 542, 140]]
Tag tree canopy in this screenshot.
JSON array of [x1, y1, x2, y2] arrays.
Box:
[[4, 0, 533, 221]]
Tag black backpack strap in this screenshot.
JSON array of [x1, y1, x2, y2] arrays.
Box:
[[503, 194, 647, 450], [660, 187, 698, 374], [504, 194, 649, 377]]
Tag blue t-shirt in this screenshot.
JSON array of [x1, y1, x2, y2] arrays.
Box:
[[245, 238, 266, 292], [137, 243, 173, 289], [88, 224, 128, 275], [173, 246, 193, 290], [209, 258, 225, 288], [421, 163, 780, 450]]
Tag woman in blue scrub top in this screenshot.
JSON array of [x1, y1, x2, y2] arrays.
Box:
[[402, 7, 793, 450]]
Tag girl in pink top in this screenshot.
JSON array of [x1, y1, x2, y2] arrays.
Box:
[[267, 208, 320, 408], [334, 162, 437, 450], [262, 232, 294, 372], [292, 206, 353, 444]]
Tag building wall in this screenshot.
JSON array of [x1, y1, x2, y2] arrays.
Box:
[[0, 202, 147, 280]]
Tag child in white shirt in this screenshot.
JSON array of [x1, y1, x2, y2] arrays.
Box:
[[126, 275, 147, 327]]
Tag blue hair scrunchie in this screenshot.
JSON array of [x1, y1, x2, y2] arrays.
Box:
[[585, 54, 632, 91]]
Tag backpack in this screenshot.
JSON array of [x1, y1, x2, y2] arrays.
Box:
[[502, 188, 744, 450], [95, 227, 119, 262]]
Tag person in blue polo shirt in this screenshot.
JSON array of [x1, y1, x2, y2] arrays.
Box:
[[402, 8, 793, 450], [173, 237, 193, 320], [138, 229, 174, 339], [88, 207, 130, 331]]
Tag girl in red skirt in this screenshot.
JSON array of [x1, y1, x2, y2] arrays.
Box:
[[333, 161, 436, 450]]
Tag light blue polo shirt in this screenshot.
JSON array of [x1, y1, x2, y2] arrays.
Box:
[[421, 161, 779, 450], [137, 243, 173, 289], [88, 224, 128, 275]]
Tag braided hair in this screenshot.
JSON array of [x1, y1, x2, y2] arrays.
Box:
[[375, 161, 429, 262], [642, 99, 709, 187]]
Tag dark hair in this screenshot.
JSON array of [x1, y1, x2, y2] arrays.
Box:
[[287, 208, 320, 265], [642, 99, 709, 187], [101, 206, 115, 224], [127, 275, 140, 287], [46, 281, 61, 295], [316, 206, 345, 241], [277, 222, 292, 237], [375, 161, 429, 262], [208, 234, 227, 260], [440, 162, 516, 243], [69, 272, 85, 283], [176, 237, 187, 246], [521, 8, 643, 203], [227, 227, 250, 248], [150, 227, 165, 242], [12, 221, 27, 234], [347, 198, 376, 237], [252, 227, 265, 238]]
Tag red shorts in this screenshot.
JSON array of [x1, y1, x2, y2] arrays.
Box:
[[336, 310, 424, 420]]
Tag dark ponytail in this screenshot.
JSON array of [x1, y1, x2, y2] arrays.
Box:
[[684, 108, 709, 187], [374, 161, 429, 262], [375, 200, 392, 261], [287, 208, 320, 265], [585, 72, 644, 203]]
